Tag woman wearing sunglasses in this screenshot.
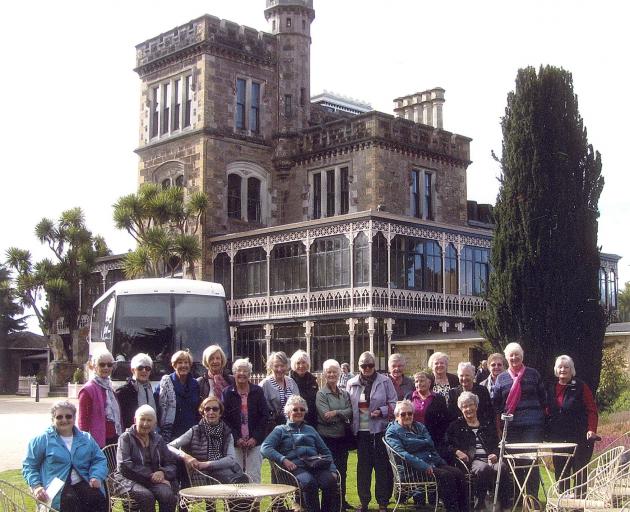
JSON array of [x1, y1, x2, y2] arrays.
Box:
[[78, 350, 123, 447], [115, 353, 156, 429], [347, 351, 397, 512], [168, 396, 247, 484], [261, 395, 338, 512], [23, 400, 108, 512]]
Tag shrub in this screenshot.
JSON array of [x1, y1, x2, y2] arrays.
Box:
[[597, 345, 630, 411], [71, 367, 85, 384]]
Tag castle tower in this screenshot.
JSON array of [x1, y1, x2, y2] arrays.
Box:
[[264, 0, 315, 134]]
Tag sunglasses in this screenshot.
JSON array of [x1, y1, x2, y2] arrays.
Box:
[[55, 414, 73, 420], [204, 406, 221, 412], [135, 365, 152, 372], [292, 408, 306, 412], [98, 362, 114, 368], [360, 363, 375, 369], [399, 412, 414, 417]]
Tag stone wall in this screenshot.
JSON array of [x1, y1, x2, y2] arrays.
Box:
[[396, 341, 480, 373]]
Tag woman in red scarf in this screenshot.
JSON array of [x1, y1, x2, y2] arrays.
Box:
[[492, 342, 547, 501]]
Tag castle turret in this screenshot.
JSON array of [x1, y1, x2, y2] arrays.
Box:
[[264, 0, 315, 134]]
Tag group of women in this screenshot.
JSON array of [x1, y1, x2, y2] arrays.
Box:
[[23, 341, 598, 512]]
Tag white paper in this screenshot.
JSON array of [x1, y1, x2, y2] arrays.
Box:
[[45, 477, 65, 504]]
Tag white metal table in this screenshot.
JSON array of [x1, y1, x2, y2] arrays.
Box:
[[179, 483, 297, 511]]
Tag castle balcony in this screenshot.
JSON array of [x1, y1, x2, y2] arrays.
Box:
[[209, 210, 492, 324], [297, 112, 471, 165]]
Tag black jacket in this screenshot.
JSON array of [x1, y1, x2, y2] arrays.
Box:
[[405, 391, 450, 455], [290, 371, 319, 427], [447, 384, 495, 426], [222, 383, 270, 446], [546, 378, 591, 443], [445, 417, 500, 464], [115, 379, 144, 430]]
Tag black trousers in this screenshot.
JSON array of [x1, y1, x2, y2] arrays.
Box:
[[60, 480, 108, 512], [322, 435, 350, 504], [506, 425, 544, 501], [433, 465, 469, 512], [356, 431, 393, 507], [553, 439, 595, 495]]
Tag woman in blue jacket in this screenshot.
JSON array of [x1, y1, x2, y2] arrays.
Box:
[[23, 400, 108, 512]]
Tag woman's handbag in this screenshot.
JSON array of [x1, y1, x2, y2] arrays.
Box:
[[289, 428, 333, 471]]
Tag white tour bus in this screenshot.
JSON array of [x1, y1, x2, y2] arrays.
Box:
[[89, 278, 230, 382]]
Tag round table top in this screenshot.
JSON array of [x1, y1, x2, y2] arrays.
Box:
[[505, 442, 578, 450], [179, 483, 297, 499]]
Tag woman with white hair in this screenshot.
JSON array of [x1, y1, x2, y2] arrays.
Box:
[[428, 352, 459, 402], [115, 405, 179, 512], [316, 359, 353, 510], [260, 351, 300, 428], [222, 358, 270, 482], [116, 353, 156, 429], [546, 354, 598, 487], [156, 350, 200, 442], [447, 362, 494, 425], [198, 344, 234, 400], [290, 349, 319, 426], [261, 395, 338, 512], [388, 353, 414, 400], [492, 342, 547, 500], [79, 350, 122, 447]]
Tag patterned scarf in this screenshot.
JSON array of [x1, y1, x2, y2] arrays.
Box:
[[135, 380, 156, 410], [201, 419, 225, 461], [211, 372, 228, 398], [358, 371, 377, 407], [93, 375, 122, 435]]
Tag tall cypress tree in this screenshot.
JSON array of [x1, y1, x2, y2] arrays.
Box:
[[477, 65, 606, 391]]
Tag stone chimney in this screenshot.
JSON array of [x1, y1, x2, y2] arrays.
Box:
[[393, 87, 445, 129]]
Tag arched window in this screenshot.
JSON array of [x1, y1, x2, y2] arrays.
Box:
[[228, 174, 242, 219], [271, 242, 307, 294], [213, 253, 231, 298], [353, 232, 369, 287], [175, 175, 184, 187], [247, 177, 261, 223], [310, 236, 350, 290], [161, 178, 171, 189], [152, 161, 185, 190], [234, 247, 267, 298], [445, 243, 458, 294]]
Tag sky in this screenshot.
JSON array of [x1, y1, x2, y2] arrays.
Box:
[[1, 0, 628, 326]]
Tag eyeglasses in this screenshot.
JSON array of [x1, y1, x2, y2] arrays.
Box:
[[55, 414, 73, 420], [399, 412, 414, 417], [98, 362, 114, 368], [204, 406, 221, 412], [135, 365, 152, 372], [292, 408, 306, 412], [360, 363, 375, 370]]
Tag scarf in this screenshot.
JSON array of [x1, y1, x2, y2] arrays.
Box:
[[93, 375, 122, 435], [211, 372, 228, 398], [505, 365, 526, 415], [201, 419, 225, 461], [135, 380, 156, 410], [358, 371, 377, 407]]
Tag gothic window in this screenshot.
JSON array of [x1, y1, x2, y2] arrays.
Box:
[[461, 246, 489, 296], [161, 83, 171, 135], [599, 269, 607, 305], [173, 79, 181, 131], [235, 78, 262, 134], [424, 240, 442, 292], [310, 165, 351, 219], [149, 72, 193, 140], [150, 86, 160, 138], [286, 17, 292, 28], [247, 177, 261, 223], [353, 232, 369, 287], [227, 174, 242, 219], [184, 75, 192, 127], [234, 247, 267, 298], [391, 236, 442, 292], [372, 232, 388, 288], [326, 170, 335, 217], [410, 168, 435, 220], [310, 235, 350, 290], [161, 178, 171, 190], [411, 170, 420, 218], [271, 242, 307, 294], [174, 175, 184, 188], [609, 270, 617, 308], [313, 173, 322, 219], [340, 167, 349, 214], [251, 82, 260, 134], [213, 253, 231, 298], [445, 243, 458, 294], [236, 79, 246, 130], [424, 172, 434, 220]]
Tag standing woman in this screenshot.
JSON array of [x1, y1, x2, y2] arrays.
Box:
[[428, 352, 459, 403], [115, 353, 157, 430], [290, 349, 319, 426], [388, 353, 414, 400], [338, 363, 354, 390], [23, 400, 108, 512], [480, 353, 506, 400], [156, 350, 200, 442], [447, 362, 494, 426], [406, 370, 450, 456], [492, 342, 547, 500], [347, 351, 397, 512], [316, 359, 353, 510], [260, 351, 300, 428], [222, 358, 270, 483], [547, 355, 598, 486], [198, 345, 234, 400], [79, 350, 122, 448]]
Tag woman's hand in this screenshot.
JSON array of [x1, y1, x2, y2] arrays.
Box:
[[324, 410, 337, 420], [32, 486, 49, 502], [245, 437, 257, 448], [370, 409, 382, 418], [150, 471, 165, 483], [237, 438, 247, 448], [586, 431, 597, 440], [455, 450, 469, 462], [89, 478, 101, 489], [282, 459, 297, 471], [488, 454, 498, 464]]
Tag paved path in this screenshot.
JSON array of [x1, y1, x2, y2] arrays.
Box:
[[0, 395, 78, 472]]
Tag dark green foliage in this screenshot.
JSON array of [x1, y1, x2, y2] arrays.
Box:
[[618, 281, 630, 322], [477, 66, 606, 391], [596, 345, 630, 411]]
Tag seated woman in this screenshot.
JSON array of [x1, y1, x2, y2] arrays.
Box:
[[385, 400, 468, 512], [23, 400, 108, 512], [261, 395, 339, 512], [115, 405, 179, 512], [169, 396, 247, 484], [446, 391, 512, 511]]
